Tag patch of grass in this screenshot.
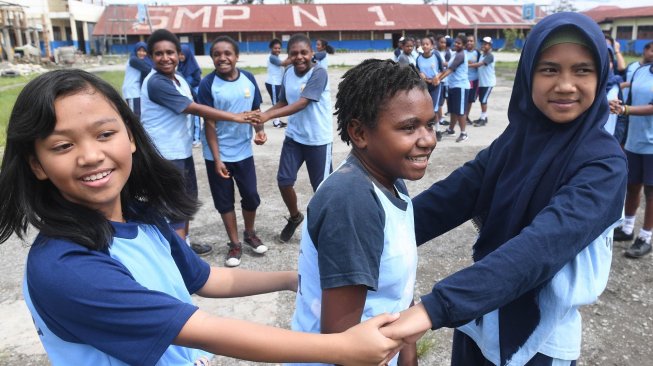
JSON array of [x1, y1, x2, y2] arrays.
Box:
[[0, 73, 40, 88], [0, 85, 22, 145], [416, 333, 437, 358]]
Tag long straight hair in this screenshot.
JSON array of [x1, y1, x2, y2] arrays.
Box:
[[0, 69, 199, 250]]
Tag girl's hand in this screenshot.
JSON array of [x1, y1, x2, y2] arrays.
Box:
[[254, 130, 267, 145], [214, 160, 230, 179], [609, 99, 623, 114], [431, 77, 440, 86], [380, 303, 431, 345], [233, 112, 251, 124], [336, 313, 403, 366]]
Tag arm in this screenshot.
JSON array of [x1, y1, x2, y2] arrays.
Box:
[[184, 102, 250, 124], [321, 286, 368, 334], [203, 119, 230, 178], [175, 310, 402, 365], [196, 267, 296, 298], [129, 56, 152, 73], [613, 101, 653, 116], [613, 42, 626, 72], [258, 96, 309, 124]]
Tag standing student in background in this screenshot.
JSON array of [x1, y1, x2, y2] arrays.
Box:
[[290, 59, 436, 366], [397, 37, 417, 67], [177, 45, 203, 147], [610, 60, 653, 258], [313, 39, 335, 69], [140, 29, 254, 256], [382, 12, 627, 366], [198, 36, 269, 268], [435, 34, 452, 127], [469, 37, 496, 127], [0, 68, 403, 366], [266, 38, 290, 128], [121, 41, 151, 117], [416, 35, 444, 141], [437, 34, 470, 142], [253, 34, 332, 244], [464, 35, 481, 127]]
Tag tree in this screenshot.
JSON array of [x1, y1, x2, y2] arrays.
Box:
[[550, 0, 577, 13]]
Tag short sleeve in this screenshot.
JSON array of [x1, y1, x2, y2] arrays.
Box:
[[307, 168, 385, 290], [448, 52, 464, 71], [483, 53, 495, 65], [301, 67, 328, 102], [197, 73, 215, 108], [26, 238, 198, 365], [147, 74, 193, 114], [269, 54, 283, 66]]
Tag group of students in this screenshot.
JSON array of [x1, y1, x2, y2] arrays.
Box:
[[0, 11, 633, 366], [604, 39, 653, 259], [394, 32, 496, 143]]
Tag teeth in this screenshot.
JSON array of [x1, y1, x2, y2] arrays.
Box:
[[82, 170, 110, 182], [408, 156, 427, 162]]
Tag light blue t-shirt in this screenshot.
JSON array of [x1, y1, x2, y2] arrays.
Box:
[[313, 51, 329, 69], [447, 51, 470, 89], [416, 52, 441, 80], [465, 49, 480, 81], [266, 54, 285, 85], [140, 70, 193, 160], [458, 221, 618, 365], [622, 61, 642, 102], [604, 85, 620, 135], [23, 220, 212, 365], [122, 61, 143, 99], [197, 70, 262, 162], [280, 65, 332, 146], [624, 65, 653, 154], [478, 52, 496, 87], [290, 155, 417, 366]]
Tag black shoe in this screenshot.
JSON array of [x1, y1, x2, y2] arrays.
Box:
[[473, 118, 488, 127], [279, 212, 304, 242], [445, 128, 455, 135], [613, 227, 634, 242], [436, 131, 443, 141], [624, 237, 652, 258], [191, 243, 213, 256], [439, 120, 450, 126]]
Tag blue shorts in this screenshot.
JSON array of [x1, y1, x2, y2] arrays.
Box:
[[478, 86, 493, 105], [626, 151, 653, 186], [169, 157, 198, 199], [205, 156, 260, 214], [428, 85, 442, 113], [467, 79, 480, 103], [169, 157, 198, 229], [126, 98, 141, 118], [439, 85, 448, 107], [278, 137, 332, 192], [265, 83, 282, 105], [448, 88, 470, 116]]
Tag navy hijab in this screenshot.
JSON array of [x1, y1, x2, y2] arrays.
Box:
[[177, 45, 201, 88], [469, 12, 625, 362]]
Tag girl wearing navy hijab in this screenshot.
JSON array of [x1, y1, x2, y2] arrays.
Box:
[[382, 12, 627, 366], [178, 45, 203, 146], [121, 41, 152, 117]]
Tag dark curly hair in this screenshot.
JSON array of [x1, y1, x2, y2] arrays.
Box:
[[334, 59, 427, 145]]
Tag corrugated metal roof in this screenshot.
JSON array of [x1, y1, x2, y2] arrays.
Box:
[[93, 3, 541, 36], [583, 5, 653, 24]]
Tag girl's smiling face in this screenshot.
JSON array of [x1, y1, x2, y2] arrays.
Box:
[[288, 40, 313, 75], [353, 88, 437, 191], [29, 90, 136, 222], [136, 47, 147, 60], [150, 40, 179, 78], [211, 41, 239, 80], [532, 42, 598, 124]]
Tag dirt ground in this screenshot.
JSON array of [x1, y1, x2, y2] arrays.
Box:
[[0, 56, 651, 366]]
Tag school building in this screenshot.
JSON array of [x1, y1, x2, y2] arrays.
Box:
[[92, 3, 546, 55], [3, 2, 653, 61], [1, 0, 104, 61], [584, 5, 653, 54]]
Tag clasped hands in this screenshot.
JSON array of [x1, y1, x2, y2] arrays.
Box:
[[236, 111, 269, 127]]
